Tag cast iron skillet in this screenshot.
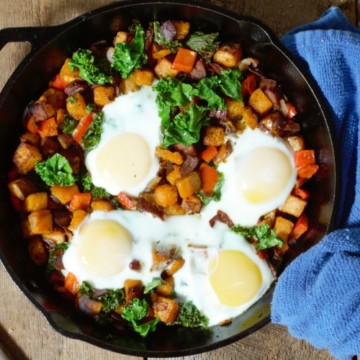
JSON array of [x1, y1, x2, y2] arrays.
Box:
[[0, 0, 338, 357]]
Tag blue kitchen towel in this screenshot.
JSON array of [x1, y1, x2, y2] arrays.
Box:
[[271, 7, 360, 360]]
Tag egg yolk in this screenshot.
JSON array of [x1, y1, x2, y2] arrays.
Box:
[[209, 250, 262, 307], [95, 132, 152, 190], [76, 219, 132, 277], [237, 147, 293, 204]]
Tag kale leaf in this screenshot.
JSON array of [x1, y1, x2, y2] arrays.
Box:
[[98, 289, 124, 314], [81, 174, 111, 199], [153, 21, 182, 52], [112, 22, 148, 78], [175, 301, 208, 328], [69, 49, 113, 85], [232, 223, 284, 250], [47, 242, 70, 274], [79, 281, 94, 298], [197, 171, 224, 205], [186, 31, 220, 59], [62, 115, 78, 135], [35, 153, 75, 186], [82, 111, 104, 151]]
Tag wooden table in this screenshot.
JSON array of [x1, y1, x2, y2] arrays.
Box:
[[0, 1, 358, 359]]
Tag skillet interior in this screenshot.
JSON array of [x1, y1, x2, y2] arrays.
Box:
[[0, 0, 337, 357]]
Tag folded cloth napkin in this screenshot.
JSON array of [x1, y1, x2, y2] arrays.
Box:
[[271, 7, 360, 360]]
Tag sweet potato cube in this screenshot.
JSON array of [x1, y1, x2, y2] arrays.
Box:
[[274, 216, 294, 242], [50, 184, 79, 205], [166, 165, 182, 185], [203, 126, 225, 146], [154, 58, 179, 79], [152, 294, 180, 323], [129, 69, 154, 86], [119, 78, 139, 94], [43, 230, 66, 245], [90, 199, 114, 212], [66, 93, 87, 120], [156, 147, 183, 165], [13, 142, 42, 174], [172, 21, 190, 40], [93, 85, 116, 107], [8, 178, 35, 200], [59, 58, 80, 83], [236, 106, 258, 132], [249, 88, 273, 115], [152, 44, 172, 60], [24, 192, 48, 212], [114, 31, 129, 44], [124, 279, 143, 304], [163, 203, 186, 216], [69, 192, 92, 212], [39, 88, 66, 110], [213, 43, 242, 67], [175, 172, 201, 199], [281, 195, 307, 217], [156, 276, 174, 297], [165, 258, 185, 276], [28, 236, 48, 265], [154, 184, 178, 208], [68, 209, 87, 232], [28, 209, 53, 235]]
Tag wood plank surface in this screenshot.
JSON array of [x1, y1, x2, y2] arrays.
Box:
[[0, 1, 356, 359]]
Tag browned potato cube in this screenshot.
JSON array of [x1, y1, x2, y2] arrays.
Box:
[[281, 195, 307, 217], [93, 85, 116, 106], [203, 126, 225, 146], [213, 43, 242, 67], [119, 78, 139, 94], [154, 58, 179, 79], [248, 88, 273, 115], [114, 31, 128, 44], [129, 69, 154, 86], [286, 135, 305, 151], [66, 92, 87, 120], [24, 192, 48, 212], [124, 279, 143, 304], [274, 216, 294, 242], [28, 209, 53, 235], [175, 172, 201, 199], [172, 20, 190, 40], [152, 294, 180, 323], [28, 236, 48, 265], [181, 194, 202, 213], [59, 58, 80, 83], [163, 203, 186, 216], [91, 199, 114, 212], [13, 142, 42, 174], [152, 44, 172, 60], [226, 98, 245, 120], [50, 184, 79, 205], [39, 88, 66, 110], [166, 165, 182, 185], [154, 184, 178, 207], [68, 209, 87, 232], [155, 147, 183, 165], [8, 178, 35, 200], [43, 230, 66, 245], [156, 276, 174, 296]]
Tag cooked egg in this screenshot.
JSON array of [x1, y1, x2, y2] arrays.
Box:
[[85, 85, 161, 196], [202, 127, 297, 226], [62, 210, 274, 326]]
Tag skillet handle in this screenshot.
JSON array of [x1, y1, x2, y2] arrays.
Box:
[[0, 25, 63, 51]]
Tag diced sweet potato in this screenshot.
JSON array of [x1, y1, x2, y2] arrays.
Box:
[[172, 20, 190, 40], [24, 192, 48, 212], [154, 184, 178, 207], [68, 209, 87, 232], [90, 199, 114, 212], [68, 192, 92, 212], [39, 88, 66, 110], [213, 43, 242, 67], [28, 236, 48, 265], [154, 58, 179, 78], [66, 93, 87, 121], [236, 106, 258, 132], [156, 276, 174, 297], [281, 195, 307, 217], [119, 78, 139, 94], [152, 43, 172, 60], [128, 69, 154, 86], [163, 203, 186, 216], [13, 142, 42, 174], [8, 178, 36, 200], [43, 230, 66, 245], [175, 171, 201, 199], [124, 279, 143, 304], [166, 165, 182, 185], [181, 194, 202, 213], [203, 126, 225, 146], [248, 88, 273, 115], [59, 58, 80, 83], [152, 294, 180, 323], [93, 85, 116, 106], [28, 209, 53, 235], [38, 117, 59, 137], [114, 31, 129, 44], [274, 216, 294, 242], [50, 184, 79, 205], [156, 147, 183, 165], [164, 258, 185, 276]]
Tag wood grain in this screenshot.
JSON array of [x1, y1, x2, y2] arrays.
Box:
[[0, 1, 356, 359]]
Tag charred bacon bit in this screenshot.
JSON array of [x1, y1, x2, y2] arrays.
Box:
[[138, 197, 164, 220], [64, 80, 89, 96], [209, 210, 234, 228], [159, 20, 177, 41], [189, 59, 207, 81], [180, 155, 200, 177]]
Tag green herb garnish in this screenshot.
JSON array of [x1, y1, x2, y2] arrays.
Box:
[[69, 49, 113, 85], [186, 31, 220, 60], [62, 115, 77, 134], [47, 242, 70, 273], [144, 277, 164, 294], [82, 111, 104, 151], [175, 301, 208, 328], [35, 153, 75, 186], [197, 171, 224, 205]]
